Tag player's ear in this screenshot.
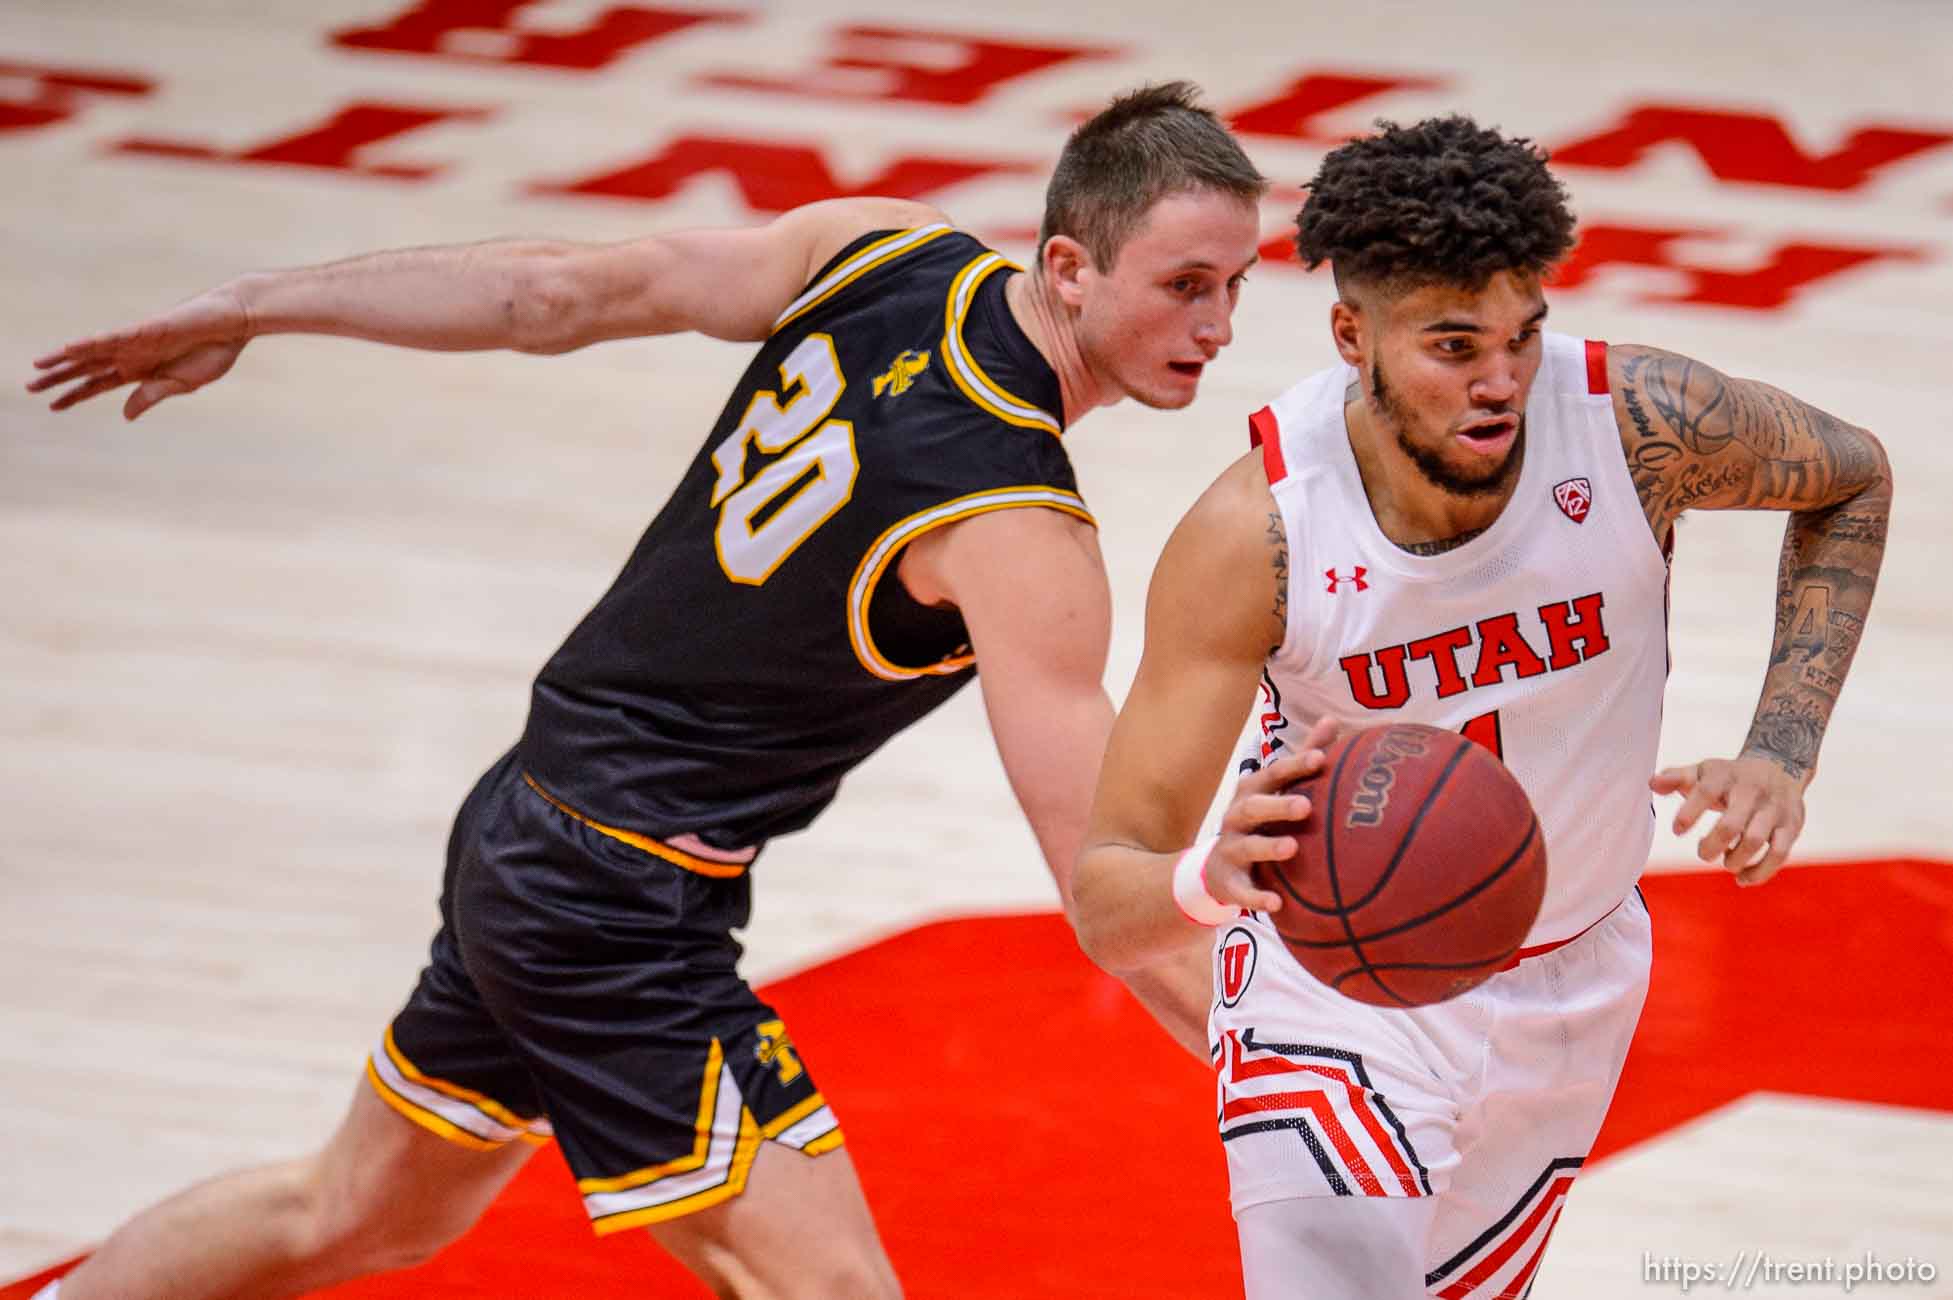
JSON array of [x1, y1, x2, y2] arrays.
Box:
[[1041, 234, 1092, 309], [1329, 296, 1366, 368]]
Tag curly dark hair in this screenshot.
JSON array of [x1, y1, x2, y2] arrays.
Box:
[[1294, 116, 1576, 294], [1040, 81, 1267, 270]]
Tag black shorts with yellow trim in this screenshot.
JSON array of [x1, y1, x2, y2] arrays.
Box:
[[373, 747, 842, 1234]]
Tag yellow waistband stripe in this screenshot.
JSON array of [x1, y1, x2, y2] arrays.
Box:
[[521, 773, 748, 878]]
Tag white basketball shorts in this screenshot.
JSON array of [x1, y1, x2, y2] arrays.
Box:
[[1210, 888, 1651, 1298]]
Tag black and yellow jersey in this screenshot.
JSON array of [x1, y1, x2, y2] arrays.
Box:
[[516, 226, 1090, 856]]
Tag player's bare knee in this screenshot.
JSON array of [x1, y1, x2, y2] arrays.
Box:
[[785, 1248, 901, 1300], [298, 1157, 473, 1275]]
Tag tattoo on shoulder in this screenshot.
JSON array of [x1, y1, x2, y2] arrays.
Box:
[[1267, 511, 1288, 649], [1618, 346, 1887, 524]]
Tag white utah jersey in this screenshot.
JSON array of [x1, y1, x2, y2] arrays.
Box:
[[1246, 333, 1669, 944]]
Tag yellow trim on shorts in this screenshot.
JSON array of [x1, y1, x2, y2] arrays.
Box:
[[941, 252, 1063, 436], [801, 1128, 846, 1157], [576, 1040, 726, 1194], [589, 1109, 763, 1234], [521, 773, 747, 879], [364, 1059, 506, 1153], [759, 1091, 830, 1139], [772, 223, 956, 334], [845, 488, 1096, 681], [364, 1027, 549, 1151], [381, 1026, 541, 1134]]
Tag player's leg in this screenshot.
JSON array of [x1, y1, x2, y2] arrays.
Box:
[[55, 1076, 534, 1300], [1211, 916, 1473, 1296], [1422, 891, 1653, 1298], [648, 1143, 900, 1299], [458, 771, 900, 1298], [1238, 1195, 1437, 1300]]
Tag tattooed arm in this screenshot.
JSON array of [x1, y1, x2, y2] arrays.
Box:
[[1072, 450, 1336, 973], [1611, 344, 1893, 882]]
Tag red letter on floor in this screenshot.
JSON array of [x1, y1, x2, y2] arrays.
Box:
[[332, 0, 744, 71], [114, 102, 493, 182], [534, 135, 1029, 210], [1227, 72, 1443, 144], [699, 23, 1111, 106], [1550, 224, 1924, 311], [0, 60, 153, 133], [1551, 105, 1953, 192]]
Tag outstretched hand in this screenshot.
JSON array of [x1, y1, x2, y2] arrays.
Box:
[[1202, 716, 1341, 914], [27, 288, 252, 420], [1651, 756, 1808, 886]]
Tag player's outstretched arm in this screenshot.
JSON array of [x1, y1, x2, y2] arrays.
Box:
[[1071, 452, 1338, 977], [26, 196, 945, 420], [1612, 344, 1894, 884]]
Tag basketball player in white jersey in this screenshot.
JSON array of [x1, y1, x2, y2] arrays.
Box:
[[1071, 116, 1892, 1298]]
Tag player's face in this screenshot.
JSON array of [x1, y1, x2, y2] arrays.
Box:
[[1074, 189, 1262, 410], [1348, 272, 1547, 497]]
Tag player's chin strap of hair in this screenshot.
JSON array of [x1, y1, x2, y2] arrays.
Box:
[[1171, 835, 1234, 926]]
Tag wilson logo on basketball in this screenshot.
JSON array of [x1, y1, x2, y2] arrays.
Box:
[[1218, 926, 1258, 1007], [1346, 726, 1429, 828], [1553, 477, 1592, 523]]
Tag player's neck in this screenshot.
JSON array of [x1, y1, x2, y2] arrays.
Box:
[[1004, 267, 1101, 424], [1344, 396, 1521, 549]]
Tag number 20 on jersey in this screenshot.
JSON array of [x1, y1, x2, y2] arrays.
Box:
[[708, 333, 860, 585]]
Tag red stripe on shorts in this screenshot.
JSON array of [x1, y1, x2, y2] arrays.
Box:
[[1435, 1175, 1574, 1298]]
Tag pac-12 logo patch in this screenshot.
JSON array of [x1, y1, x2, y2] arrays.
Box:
[[1553, 477, 1592, 524], [1218, 926, 1258, 1007]]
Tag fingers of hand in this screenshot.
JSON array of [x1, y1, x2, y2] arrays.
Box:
[[25, 360, 102, 394], [1206, 853, 1285, 914], [1241, 749, 1316, 795], [1300, 716, 1341, 751], [1697, 783, 1762, 865], [1223, 791, 1311, 835], [126, 376, 189, 420], [1736, 823, 1800, 887], [50, 370, 133, 412], [1670, 763, 1727, 834], [1648, 765, 1693, 795]]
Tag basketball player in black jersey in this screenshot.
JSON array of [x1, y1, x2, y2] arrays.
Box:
[[27, 85, 1265, 1298]]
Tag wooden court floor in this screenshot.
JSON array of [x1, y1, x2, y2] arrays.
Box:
[[4, 0, 1951, 1293]]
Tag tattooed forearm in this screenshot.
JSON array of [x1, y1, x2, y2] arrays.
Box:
[[1267, 511, 1289, 650], [1746, 695, 1826, 781], [1612, 343, 1892, 784], [1744, 480, 1890, 780]]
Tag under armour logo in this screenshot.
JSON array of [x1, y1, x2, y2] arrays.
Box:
[[1325, 567, 1369, 594]]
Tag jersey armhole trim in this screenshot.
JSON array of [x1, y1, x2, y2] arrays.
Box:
[[1249, 405, 1287, 483], [848, 486, 1095, 681], [942, 253, 1064, 437], [1585, 338, 1609, 396], [771, 223, 956, 334]]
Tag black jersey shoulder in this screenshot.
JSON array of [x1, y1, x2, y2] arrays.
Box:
[[519, 225, 1092, 850]]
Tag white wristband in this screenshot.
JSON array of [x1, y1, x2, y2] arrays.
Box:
[[1170, 835, 1234, 926]]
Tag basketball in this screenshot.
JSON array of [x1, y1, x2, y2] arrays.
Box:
[[1253, 723, 1547, 1008]]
